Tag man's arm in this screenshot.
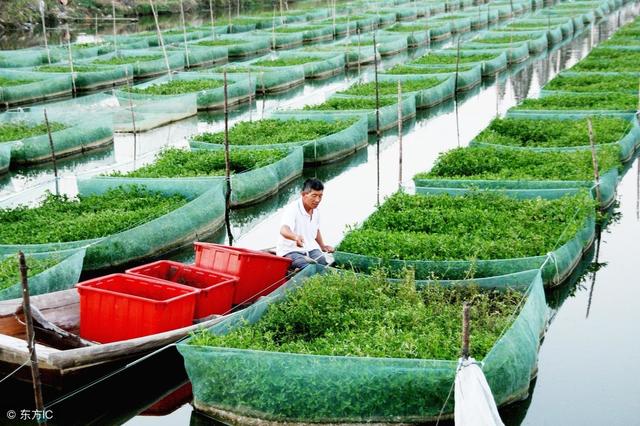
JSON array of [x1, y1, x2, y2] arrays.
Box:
[[315, 230, 335, 253], [281, 225, 304, 247]]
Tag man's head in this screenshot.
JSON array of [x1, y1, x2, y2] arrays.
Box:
[[301, 178, 324, 211]]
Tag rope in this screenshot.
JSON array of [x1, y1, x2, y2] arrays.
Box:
[[0, 356, 32, 384]]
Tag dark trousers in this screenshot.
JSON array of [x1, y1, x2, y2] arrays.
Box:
[[284, 249, 328, 270]]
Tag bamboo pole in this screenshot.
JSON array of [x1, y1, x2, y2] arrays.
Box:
[[461, 302, 470, 359], [373, 32, 381, 206], [43, 110, 59, 196], [223, 71, 233, 246], [587, 118, 602, 207], [272, 6, 277, 50], [248, 69, 253, 121], [148, 0, 172, 79], [585, 227, 601, 319], [397, 81, 403, 190], [209, 0, 217, 40], [39, 0, 52, 64], [95, 14, 99, 39], [454, 36, 461, 147], [357, 28, 362, 77], [19, 252, 45, 417], [125, 67, 138, 166], [179, 0, 190, 68], [64, 24, 77, 94], [112, 0, 118, 54]]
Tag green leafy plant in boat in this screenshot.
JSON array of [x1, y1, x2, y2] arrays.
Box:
[[515, 93, 638, 110], [544, 74, 640, 93], [0, 122, 66, 142], [338, 78, 442, 96], [0, 77, 38, 87], [303, 96, 397, 110], [252, 56, 321, 66], [0, 256, 61, 291], [123, 79, 224, 95], [412, 53, 497, 65]]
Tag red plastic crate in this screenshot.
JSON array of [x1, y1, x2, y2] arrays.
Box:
[[194, 243, 292, 304], [126, 260, 237, 319], [76, 273, 198, 343]]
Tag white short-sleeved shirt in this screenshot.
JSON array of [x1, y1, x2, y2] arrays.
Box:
[[276, 198, 321, 257]]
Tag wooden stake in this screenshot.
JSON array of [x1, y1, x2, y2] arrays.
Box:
[[357, 28, 362, 77], [179, 0, 190, 68], [125, 67, 138, 165], [272, 6, 277, 50], [261, 72, 266, 119], [397, 81, 403, 190], [587, 118, 602, 207], [373, 32, 381, 206], [223, 71, 233, 246], [461, 302, 470, 359], [112, 0, 118, 54], [209, 0, 217, 40], [64, 24, 77, 94], [248, 69, 253, 121], [454, 36, 461, 147], [39, 0, 51, 64], [43, 109, 59, 196], [19, 252, 45, 416], [148, 0, 172, 79], [95, 14, 99, 39]]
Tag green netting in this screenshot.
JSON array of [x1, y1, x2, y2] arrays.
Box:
[[218, 66, 304, 93], [367, 12, 397, 27], [249, 51, 345, 79], [112, 90, 198, 130], [413, 168, 619, 210], [494, 27, 563, 46], [472, 31, 549, 54], [316, 17, 358, 36], [382, 24, 431, 47], [166, 44, 228, 68], [254, 30, 304, 50], [510, 18, 575, 39], [0, 110, 113, 165], [274, 24, 335, 43], [0, 248, 85, 301], [461, 42, 530, 64], [194, 36, 271, 58], [377, 74, 455, 108], [192, 114, 369, 165], [88, 49, 185, 79], [0, 143, 10, 174], [0, 47, 51, 68], [384, 64, 483, 91], [306, 41, 377, 68], [93, 146, 303, 207], [178, 265, 547, 423], [473, 112, 640, 162], [432, 16, 472, 33], [125, 72, 255, 111], [31, 63, 132, 91], [0, 69, 72, 107], [304, 94, 417, 132]]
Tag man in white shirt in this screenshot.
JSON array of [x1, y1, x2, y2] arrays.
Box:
[[276, 178, 335, 270]]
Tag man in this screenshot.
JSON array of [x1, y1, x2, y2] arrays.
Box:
[[276, 178, 335, 270]]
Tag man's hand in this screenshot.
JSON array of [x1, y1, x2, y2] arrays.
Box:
[[295, 234, 305, 247], [322, 245, 335, 253]]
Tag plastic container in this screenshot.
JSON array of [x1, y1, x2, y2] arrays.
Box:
[[194, 243, 292, 304], [127, 260, 237, 319], [76, 273, 198, 343]]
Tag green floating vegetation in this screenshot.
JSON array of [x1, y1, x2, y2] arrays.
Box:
[[412, 52, 497, 65], [0, 256, 60, 291], [515, 93, 638, 111], [252, 56, 321, 66], [111, 147, 288, 178], [274, 25, 327, 33], [475, 34, 536, 44], [94, 55, 162, 65], [338, 78, 442, 96], [386, 64, 471, 74], [419, 145, 620, 181], [475, 116, 632, 148], [570, 48, 640, 72], [0, 187, 188, 245], [192, 118, 355, 146], [124, 79, 224, 95], [544, 74, 640, 93], [337, 192, 595, 261], [197, 39, 240, 46], [0, 121, 67, 142], [386, 24, 431, 32], [303, 96, 397, 110], [601, 37, 640, 46], [36, 64, 101, 73], [190, 270, 524, 360], [0, 77, 38, 87]]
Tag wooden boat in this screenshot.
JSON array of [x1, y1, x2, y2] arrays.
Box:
[[0, 288, 227, 388]]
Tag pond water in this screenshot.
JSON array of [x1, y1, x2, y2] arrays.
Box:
[[0, 2, 638, 425]]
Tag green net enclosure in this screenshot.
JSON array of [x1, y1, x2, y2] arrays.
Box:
[[191, 114, 369, 165], [31, 62, 133, 92], [178, 265, 547, 423], [0, 69, 72, 107], [87, 49, 186, 79], [0, 110, 113, 166], [0, 143, 10, 174], [248, 51, 346, 79], [384, 63, 483, 92], [334, 191, 596, 286], [0, 248, 86, 300], [92, 145, 303, 207], [194, 36, 271, 59]]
